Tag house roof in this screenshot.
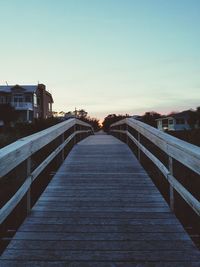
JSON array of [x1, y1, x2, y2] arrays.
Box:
[[156, 110, 192, 121], [0, 85, 38, 93], [171, 110, 191, 119], [0, 84, 53, 102]]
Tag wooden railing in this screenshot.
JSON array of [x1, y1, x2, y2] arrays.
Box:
[[110, 118, 200, 217], [0, 118, 93, 224]]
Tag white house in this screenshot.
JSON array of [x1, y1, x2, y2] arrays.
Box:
[[156, 110, 192, 131]]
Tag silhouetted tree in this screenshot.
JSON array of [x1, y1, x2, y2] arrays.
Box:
[[77, 109, 88, 119], [188, 107, 200, 129], [140, 111, 161, 127], [102, 114, 130, 132], [80, 116, 101, 131], [188, 110, 198, 129]]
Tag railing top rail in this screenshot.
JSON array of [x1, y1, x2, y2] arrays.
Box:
[[110, 118, 200, 174], [110, 118, 200, 216], [0, 118, 92, 178]]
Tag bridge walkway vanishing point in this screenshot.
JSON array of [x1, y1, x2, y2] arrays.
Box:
[[1, 133, 200, 266]]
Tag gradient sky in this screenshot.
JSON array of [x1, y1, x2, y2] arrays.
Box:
[[0, 0, 200, 120]]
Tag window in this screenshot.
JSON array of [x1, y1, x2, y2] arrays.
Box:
[[13, 94, 23, 103], [169, 119, 174, 125], [25, 96, 32, 103], [0, 96, 5, 104], [6, 96, 11, 103], [176, 118, 185, 125], [162, 119, 168, 126]]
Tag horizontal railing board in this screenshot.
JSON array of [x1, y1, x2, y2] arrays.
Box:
[[0, 118, 92, 224], [0, 119, 92, 178], [0, 177, 32, 225], [111, 118, 200, 175], [0, 130, 90, 224], [110, 119, 200, 217]]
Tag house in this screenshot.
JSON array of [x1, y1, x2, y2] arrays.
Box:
[[0, 84, 53, 123], [156, 110, 192, 131]]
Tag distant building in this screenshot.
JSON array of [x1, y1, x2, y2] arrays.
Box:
[[156, 110, 192, 131], [0, 84, 53, 123]]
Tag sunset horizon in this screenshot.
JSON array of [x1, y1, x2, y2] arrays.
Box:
[[0, 0, 199, 121]]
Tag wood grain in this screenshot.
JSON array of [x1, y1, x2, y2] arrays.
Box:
[[1, 134, 200, 266]]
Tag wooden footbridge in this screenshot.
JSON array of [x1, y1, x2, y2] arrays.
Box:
[[0, 118, 200, 266]]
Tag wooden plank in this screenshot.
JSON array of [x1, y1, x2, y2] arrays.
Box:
[[27, 210, 175, 219], [1, 134, 200, 265], [2, 249, 200, 261], [0, 261, 200, 267], [18, 223, 185, 233], [23, 217, 180, 225], [33, 202, 168, 208], [32, 206, 170, 213], [125, 131, 200, 216], [5, 231, 191, 241], [0, 131, 89, 224], [7, 239, 195, 251]]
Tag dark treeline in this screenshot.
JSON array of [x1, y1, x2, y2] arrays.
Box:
[[73, 109, 101, 131], [102, 114, 130, 132], [187, 107, 200, 129], [167, 129, 200, 147], [0, 117, 61, 148], [0, 107, 101, 148], [102, 108, 200, 148], [102, 112, 161, 132]]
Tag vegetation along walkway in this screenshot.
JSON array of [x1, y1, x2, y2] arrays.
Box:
[[1, 133, 200, 266]]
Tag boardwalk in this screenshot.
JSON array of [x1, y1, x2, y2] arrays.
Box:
[[1, 134, 200, 266]]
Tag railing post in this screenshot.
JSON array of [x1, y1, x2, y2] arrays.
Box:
[[137, 132, 141, 162], [74, 124, 76, 145], [169, 156, 174, 212], [119, 125, 122, 140], [26, 157, 31, 215], [61, 133, 65, 162], [126, 124, 129, 145]]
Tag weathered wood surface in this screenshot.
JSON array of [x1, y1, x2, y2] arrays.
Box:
[[111, 118, 200, 175], [1, 133, 200, 266], [0, 118, 92, 178], [112, 129, 200, 216]]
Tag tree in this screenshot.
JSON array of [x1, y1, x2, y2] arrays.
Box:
[[196, 107, 200, 127], [66, 108, 101, 131], [188, 110, 198, 129], [102, 114, 130, 132], [140, 111, 161, 127], [188, 107, 200, 129], [77, 109, 88, 119], [80, 116, 101, 131], [0, 104, 19, 126]]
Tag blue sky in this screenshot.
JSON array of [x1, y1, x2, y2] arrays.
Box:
[[0, 0, 200, 120]]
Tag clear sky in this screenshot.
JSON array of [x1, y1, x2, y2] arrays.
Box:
[[0, 0, 199, 120]]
